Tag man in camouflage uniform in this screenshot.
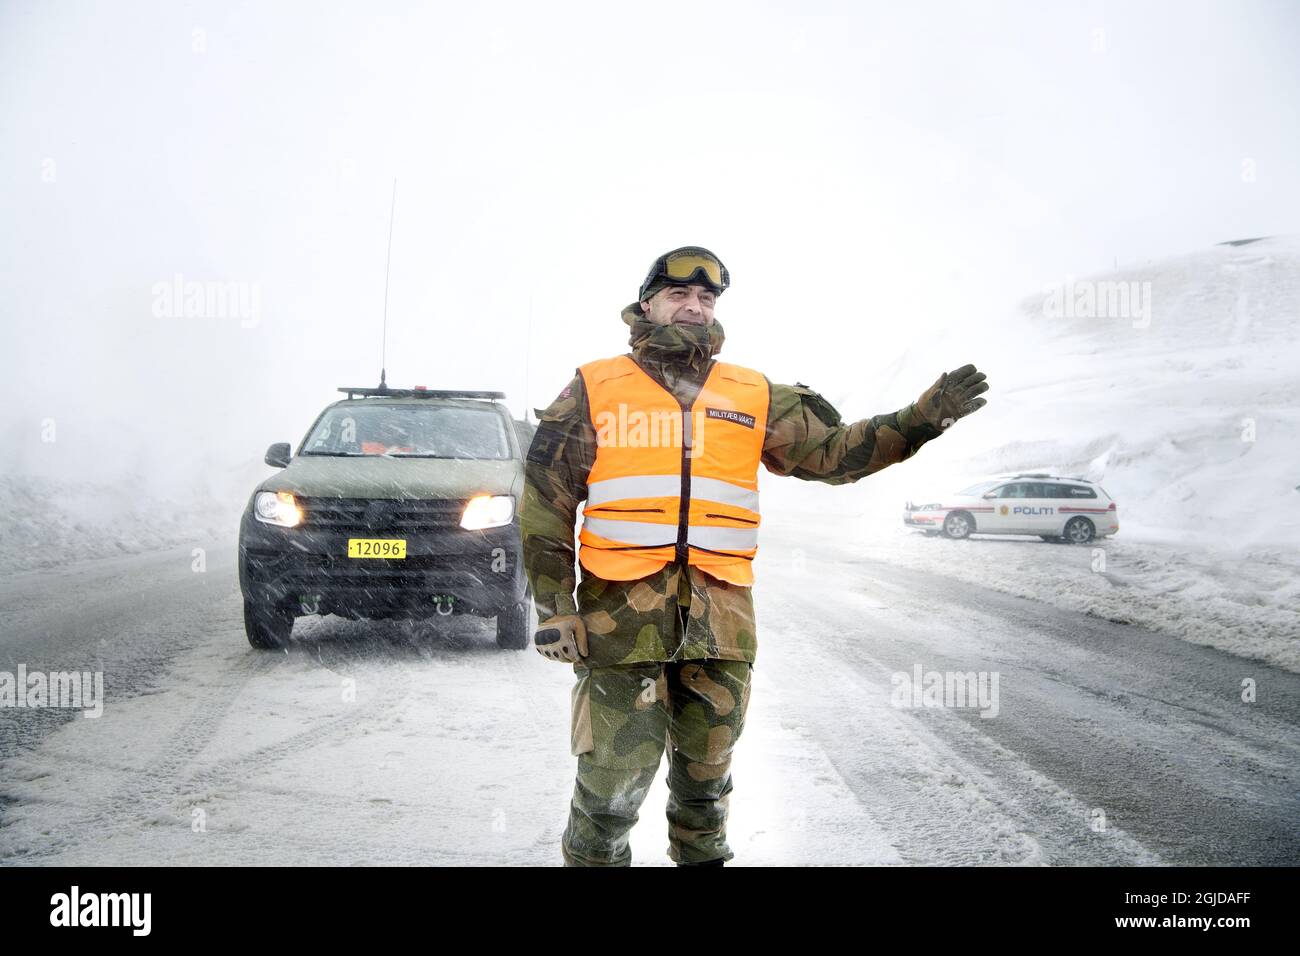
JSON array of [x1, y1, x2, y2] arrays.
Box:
[[523, 246, 989, 866]]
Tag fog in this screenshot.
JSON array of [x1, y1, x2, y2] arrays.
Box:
[[3, 0, 1297, 507]]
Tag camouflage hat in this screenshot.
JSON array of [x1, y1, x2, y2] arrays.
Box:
[[638, 246, 730, 302]]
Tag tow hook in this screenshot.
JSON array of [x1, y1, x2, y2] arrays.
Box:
[[434, 595, 455, 617]]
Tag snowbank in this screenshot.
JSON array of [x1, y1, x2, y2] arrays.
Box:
[[0, 469, 257, 576], [846, 515, 1300, 674]]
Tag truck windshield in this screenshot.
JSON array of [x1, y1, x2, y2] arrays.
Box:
[[302, 404, 511, 460]]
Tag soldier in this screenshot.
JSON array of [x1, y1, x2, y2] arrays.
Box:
[[522, 245, 989, 866]]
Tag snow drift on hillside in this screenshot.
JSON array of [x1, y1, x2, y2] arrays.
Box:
[[964, 234, 1300, 548]]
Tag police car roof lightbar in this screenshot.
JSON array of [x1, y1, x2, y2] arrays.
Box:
[[337, 386, 507, 401]]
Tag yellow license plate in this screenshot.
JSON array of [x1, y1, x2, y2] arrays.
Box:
[[347, 538, 407, 559]]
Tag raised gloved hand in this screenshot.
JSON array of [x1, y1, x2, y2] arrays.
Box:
[[534, 614, 588, 663], [915, 364, 989, 429]]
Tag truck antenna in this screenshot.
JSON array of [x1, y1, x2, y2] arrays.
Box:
[[379, 178, 397, 391]]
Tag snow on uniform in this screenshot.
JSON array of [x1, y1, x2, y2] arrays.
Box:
[[522, 300, 951, 866]]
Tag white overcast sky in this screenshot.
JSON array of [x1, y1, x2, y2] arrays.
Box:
[[2, 0, 1297, 484]]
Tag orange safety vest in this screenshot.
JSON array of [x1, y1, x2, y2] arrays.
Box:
[[577, 355, 770, 586]]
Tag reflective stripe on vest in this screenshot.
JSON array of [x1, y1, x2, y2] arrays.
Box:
[[576, 355, 769, 586], [587, 475, 761, 513], [581, 516, 759, 552]]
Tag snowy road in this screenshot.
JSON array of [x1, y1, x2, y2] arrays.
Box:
[[2, 520, 1297, 865]]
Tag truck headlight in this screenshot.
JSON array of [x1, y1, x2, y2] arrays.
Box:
[[460, 494, 513, 530], [254, 491, 302, 527]]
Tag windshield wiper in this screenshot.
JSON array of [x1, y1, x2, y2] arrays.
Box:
[[302, 451, 368, 457], [390, 453, 507, 459]]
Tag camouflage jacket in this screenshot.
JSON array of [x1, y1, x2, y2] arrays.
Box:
[[522, 303, 946, 669]]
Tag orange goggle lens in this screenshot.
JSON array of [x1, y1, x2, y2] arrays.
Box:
[[663, 252, 726, 289]]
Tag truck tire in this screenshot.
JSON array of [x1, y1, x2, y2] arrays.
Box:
[[495, 600, 531, 650], [245, 599, 294, 650]]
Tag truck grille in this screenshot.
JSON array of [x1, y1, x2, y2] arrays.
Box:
[[298, 497, 466, 534]]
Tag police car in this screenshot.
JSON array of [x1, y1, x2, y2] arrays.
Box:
[[903, 474, 1119, 543], [237, 385, 533, 650]]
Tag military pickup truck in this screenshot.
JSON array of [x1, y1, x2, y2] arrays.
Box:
[[238, 386, 533, 650]]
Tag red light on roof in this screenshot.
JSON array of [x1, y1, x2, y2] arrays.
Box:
[[414, 385, 427, 391]]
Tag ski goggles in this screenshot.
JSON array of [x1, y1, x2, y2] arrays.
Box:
[[638, 246, 730, 300]]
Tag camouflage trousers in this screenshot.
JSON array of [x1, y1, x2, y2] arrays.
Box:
[[562, 652, 753, 866]]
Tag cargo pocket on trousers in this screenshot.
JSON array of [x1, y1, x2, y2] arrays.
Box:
[[570, 666, 594, 756]]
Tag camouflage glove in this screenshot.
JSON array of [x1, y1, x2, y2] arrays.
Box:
[[534, 614, 588, 664], [915, 364, 989, 428]]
